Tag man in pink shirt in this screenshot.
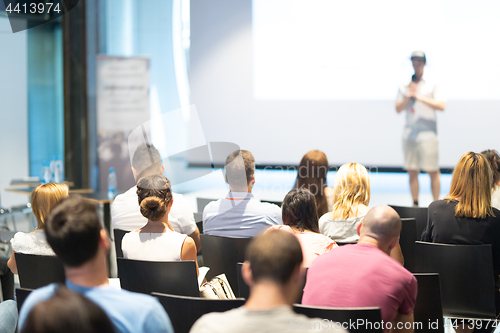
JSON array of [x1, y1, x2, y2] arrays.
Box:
[[302, 206, 418, 333]]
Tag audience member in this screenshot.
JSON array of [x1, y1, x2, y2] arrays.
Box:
[[121, 175, 199, 275], [8, 183, 69, 275], [303, 206, 418, 333], [190, 230, 346, 333], [268, 188, 337, 267], [293, 150, 332, 217], [18, 196, 173, 333], [482, 149, 500, 210], [0, 300, 17, 333], [21, 285, 114, 333], [421, 152, 500, 333], [319, 163, 403, 263], [318, 163, 370, 243], [203, 150, 282, 238], [112, 143, 201, 252]]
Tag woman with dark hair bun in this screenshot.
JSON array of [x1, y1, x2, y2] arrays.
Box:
[[268, 188, 337, 267], [121, 175, 199, 275], [482, 149, 500, 210], [21, 285, 114, 333]]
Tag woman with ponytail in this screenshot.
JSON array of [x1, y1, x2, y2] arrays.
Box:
[[121, 175, 199, 275]]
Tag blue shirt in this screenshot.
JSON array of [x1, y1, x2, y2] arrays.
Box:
[[203, 192, 282, 238], [19, 280, 174, 333]]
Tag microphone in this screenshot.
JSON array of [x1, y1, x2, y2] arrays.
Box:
[[408, 75, 418, 112]]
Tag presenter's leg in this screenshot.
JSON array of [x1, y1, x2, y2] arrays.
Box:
[[421, 137, 440, 201], [403, 140, 420, 206]]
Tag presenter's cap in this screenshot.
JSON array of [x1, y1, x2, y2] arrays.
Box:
[[410, 51, 426, 63]]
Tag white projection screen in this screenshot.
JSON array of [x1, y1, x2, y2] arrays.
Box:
[[189, 0, 500, 169]]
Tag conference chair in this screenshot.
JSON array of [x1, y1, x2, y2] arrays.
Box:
[[399, 218, 417, 272], [293, 304, 383, 333], [15, 253, 65, 289], [152, 292, 245, 333], [413, 273, 444, 333], [113, 228, 129, 259], [117, 258, 199, 297], [200, 235, 252, 296], [196, 198, 217, 213], [389, 205, 428, 240], [194, 212, 203, 234], [415, 241, 496, 319], [15, 287, 33, 313], [237, 262, 308, 303]]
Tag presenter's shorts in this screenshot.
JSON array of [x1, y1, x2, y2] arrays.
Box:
[[403, 137, 439, 172]]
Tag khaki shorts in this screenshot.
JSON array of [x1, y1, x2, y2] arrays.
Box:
[[403, 137, 439, 172]]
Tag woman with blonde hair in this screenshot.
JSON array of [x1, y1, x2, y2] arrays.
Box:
[[421, 152, 500, 332], [318, 163, 370, 243], [319, 163, 404, 264], [293, 150, 332, 218], [121, 174, 199, 276], [7, 183, 69, 274]]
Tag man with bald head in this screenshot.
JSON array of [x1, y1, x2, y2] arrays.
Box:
[[302, 206, 418, 333]]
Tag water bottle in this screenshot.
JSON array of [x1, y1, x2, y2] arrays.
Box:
[[49, 155, 57, 183], [41, 162, 52, 184], [108, 167, 117, 199], [54, 156, 64, 183]]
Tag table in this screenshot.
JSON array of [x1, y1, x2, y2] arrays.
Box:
[[10, 179, 75, 187]]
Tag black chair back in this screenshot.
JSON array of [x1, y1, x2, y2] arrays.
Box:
[[194, 212, 203, 234], [201, 235, 252, 296], [16, 287, 33, 313], [415, 241, 496, 319], [117, 258, 199, 297], [152, 292, 245, 333], [113, 228, 129, 258], [413, 273, 444, 333], [400, 218, 417, 272], [293, 305, 383, 333], [237, 262, 307, 303], [197, 198, 217, 213], [15, 253, 65, 289], [390, 205, 428, 240], [236, 262, 249, 299]]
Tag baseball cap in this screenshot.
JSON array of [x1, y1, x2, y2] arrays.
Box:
[[410, 51, 426, 63]]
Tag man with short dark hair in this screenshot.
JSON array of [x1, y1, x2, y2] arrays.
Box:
[[190, 230, 346, 333], [112, 143, 201, 251], [302, 206, 418, 333], [18, 196, 173, 333], [203, 150, 282, 238]]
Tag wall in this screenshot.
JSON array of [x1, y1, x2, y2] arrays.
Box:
[[0, 16, 28, 207]]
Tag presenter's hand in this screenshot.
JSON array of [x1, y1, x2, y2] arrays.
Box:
[[407, 82, 418, 98]]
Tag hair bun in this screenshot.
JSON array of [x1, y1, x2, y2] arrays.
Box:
[[139, 196, 167, 221]]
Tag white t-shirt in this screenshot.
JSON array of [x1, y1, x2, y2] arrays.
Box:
[[111, 186, 196, 235], [11, 229, 55, 256], [396, 73, 446, 142], [318, 213, 364, 244], [203, 192, 282, 238], [122, 230, 187, 261], [190, 305, 347, 333]]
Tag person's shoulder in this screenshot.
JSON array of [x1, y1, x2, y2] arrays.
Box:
[[428, 199, 452, 210], [256, 200, 281, 212], [19, 284, 58, 327], [113, 186, 137, 203], [318, 212, 332, 222], [99, 287, 164, 309], [190, 308, 243, 333]]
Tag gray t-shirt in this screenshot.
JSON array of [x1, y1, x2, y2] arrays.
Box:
[[189, 306, 347, 333], [319, 213, 364, 244]]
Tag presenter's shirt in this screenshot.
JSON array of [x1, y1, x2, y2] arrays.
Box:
[[396, 74, 446, 142]]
